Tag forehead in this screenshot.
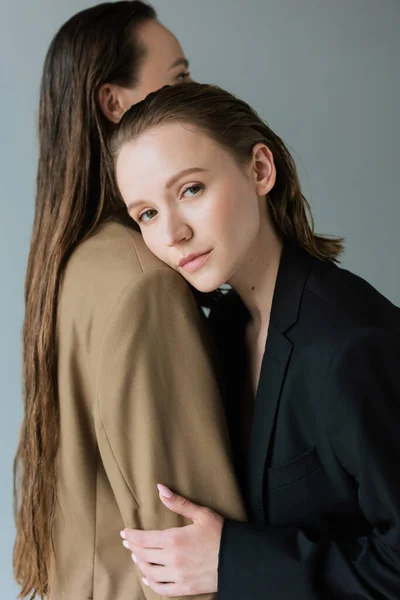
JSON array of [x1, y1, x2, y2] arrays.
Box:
[[118, 123, 220, 173], [137, 20, 184, 64], [116, 123, 233, 194]]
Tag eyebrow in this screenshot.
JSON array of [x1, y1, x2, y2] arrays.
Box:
[[168, 57, 189, 71], [127, 167, 208, 212], [166, 167, 207, 189]]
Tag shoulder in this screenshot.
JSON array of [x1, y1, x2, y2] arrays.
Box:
[[59, 219, 197, 332], [65, 219, 163, 281], [62, 219, 186, 297], [303, 258, 400, 335]]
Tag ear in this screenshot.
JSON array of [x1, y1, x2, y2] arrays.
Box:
[[249, 143, 276, 196], [97, 83, 127, 124]]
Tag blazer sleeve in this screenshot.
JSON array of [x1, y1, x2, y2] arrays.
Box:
[[94, 266, 247, 600], [218, 327, 400, 599]]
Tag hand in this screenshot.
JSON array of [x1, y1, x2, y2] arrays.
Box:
[[120, 484, 224, 597]]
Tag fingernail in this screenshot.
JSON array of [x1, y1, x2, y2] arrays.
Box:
[[122, 540, 130, 549], [120, 530, 126, 539], [157, 484, 173, 498], [131, 553, 137, 563], [142, 577, 149, 586]]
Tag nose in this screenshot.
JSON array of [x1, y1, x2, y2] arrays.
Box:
[[163, 212, 192, 247]]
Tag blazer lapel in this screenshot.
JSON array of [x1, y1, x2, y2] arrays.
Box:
[[246, 245, 317, 522], [247, 324, 292, 522]]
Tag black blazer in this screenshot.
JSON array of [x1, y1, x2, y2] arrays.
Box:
[[212, 244, 400, 599]]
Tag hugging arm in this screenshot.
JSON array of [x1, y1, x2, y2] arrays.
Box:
[[95, 267, 246, 599]]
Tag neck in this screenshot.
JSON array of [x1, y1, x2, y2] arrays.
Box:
[[228, 203, 283, 333]]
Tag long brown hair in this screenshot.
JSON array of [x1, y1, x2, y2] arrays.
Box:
[[14, 2, 156, 598], [111, 82, 344, 262]]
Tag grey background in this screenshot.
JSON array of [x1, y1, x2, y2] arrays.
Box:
[[1, 0, 399, 595]]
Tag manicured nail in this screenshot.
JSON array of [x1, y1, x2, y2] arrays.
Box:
[[142, 577, 149, 586], [122, 540, 130, 549], [157, 484, 173, 498], [120, 530, 126, 539], [131, 553, 137, 563]]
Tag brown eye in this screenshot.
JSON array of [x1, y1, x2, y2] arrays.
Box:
[[176, 71, 191, 82]]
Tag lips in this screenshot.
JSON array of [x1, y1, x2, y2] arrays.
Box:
[[178, 250, 212, 273], [178, 251, 209, 267]]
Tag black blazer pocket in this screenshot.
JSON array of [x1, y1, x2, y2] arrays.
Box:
[[267, 447, 322, 490]]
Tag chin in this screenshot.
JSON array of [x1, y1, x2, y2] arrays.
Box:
[[195, 283, 220, 294], [187, 273, 225, 294]]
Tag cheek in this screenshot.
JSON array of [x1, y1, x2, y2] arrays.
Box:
[[208, 180, 254, 243], [141, 227, 173, 267], [136, 64, 169, 98], [141, 229, 162, 260]]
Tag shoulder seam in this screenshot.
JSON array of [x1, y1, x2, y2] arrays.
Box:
[[303, 285, 362, 329], [120, 224, 145, 273]]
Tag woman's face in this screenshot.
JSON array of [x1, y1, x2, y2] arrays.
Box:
[[134, 20, 192, 96], [116, 122, 272, 292], [99, 20, 191, 121], [118, 21, 192, 111]]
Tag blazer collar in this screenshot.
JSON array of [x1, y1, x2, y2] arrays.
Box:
[[270, 243, 317, 334]]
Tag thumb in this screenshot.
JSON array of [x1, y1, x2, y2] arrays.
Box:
[[157, 484, 201, 521]]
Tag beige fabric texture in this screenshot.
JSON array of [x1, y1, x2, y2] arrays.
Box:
[[49, 220, 246, 600]]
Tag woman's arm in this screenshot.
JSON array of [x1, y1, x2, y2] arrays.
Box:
[[95, 266, 246, 600]]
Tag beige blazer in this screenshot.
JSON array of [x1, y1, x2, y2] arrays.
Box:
[[49, 220, 246, 600]]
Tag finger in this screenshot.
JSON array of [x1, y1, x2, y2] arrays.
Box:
[[124, 544, 166, 566], [157, 485, 203, 522], [121, 528, 166, 548], [143, 579, 193, 598], [137, 560, 175, 583]]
